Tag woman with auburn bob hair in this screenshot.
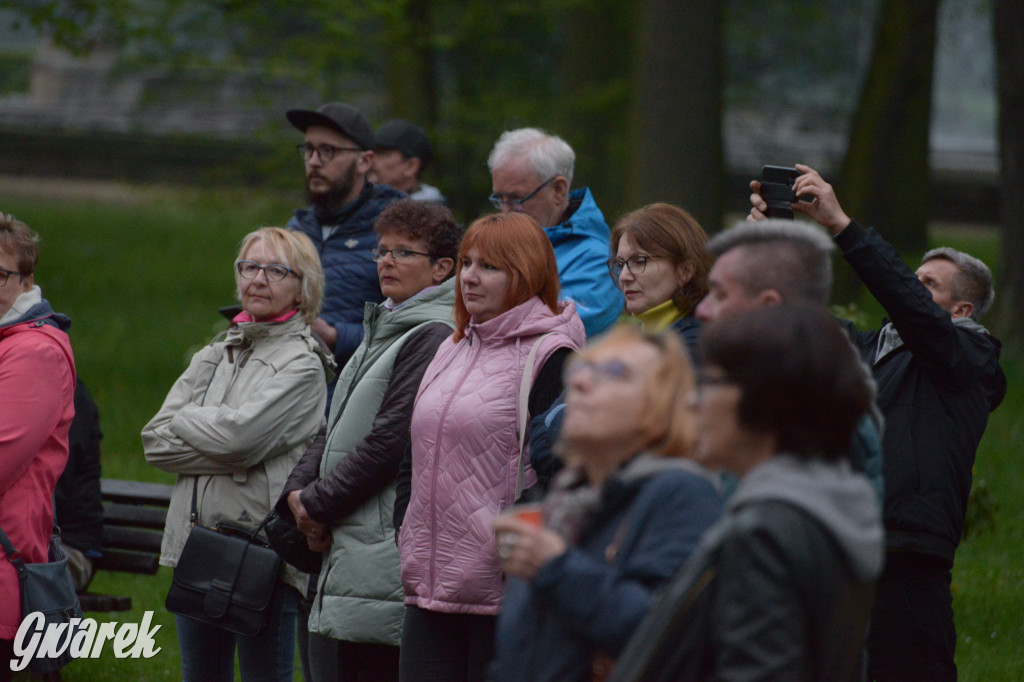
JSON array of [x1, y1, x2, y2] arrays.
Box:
[[609, 203, 712, 352], [144, 227, 333, 682], [489, 327, 723, 682], [393, 213, 586, 682], [610, 304, 882, 682]]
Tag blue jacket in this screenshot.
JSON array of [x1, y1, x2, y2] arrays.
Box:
[[491, 456, 722, 682], [548, 188, 623, 338], [287, 183, 404, 366]]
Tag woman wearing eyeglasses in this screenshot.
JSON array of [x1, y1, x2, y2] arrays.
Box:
[[277, 199, 461, 681], [488, 326, 722, 682], [144, 227, 333, 682], [609, 305, 881, 682], [609, 203, 712, 354], [394, 212, 586, 682]]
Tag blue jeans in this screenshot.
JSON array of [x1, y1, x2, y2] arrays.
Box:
[[176, 584, 298, 682]]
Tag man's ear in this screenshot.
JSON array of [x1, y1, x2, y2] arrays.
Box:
[[357, 150, 375, 175], [550, 175, 570, 206], [756, 289, 783, 307], [407, 157, 423, 181], [951, 300, 974, 320]]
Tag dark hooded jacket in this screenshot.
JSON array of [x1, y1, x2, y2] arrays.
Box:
[[490, 456, 722, 682], [609, 455, 883, 682], [835, 221, 1006, 562]]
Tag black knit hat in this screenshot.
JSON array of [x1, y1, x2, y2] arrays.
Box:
[[286, 102, 374, 150]]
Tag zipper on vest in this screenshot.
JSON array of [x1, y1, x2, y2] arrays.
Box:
[[427, 336, 484, 593]]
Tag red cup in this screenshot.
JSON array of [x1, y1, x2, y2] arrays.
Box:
[[511, 504, 543, 528]]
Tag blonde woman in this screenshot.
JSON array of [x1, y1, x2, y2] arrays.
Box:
[[144, 227, 333, 682], [490, 327, 722, 682]]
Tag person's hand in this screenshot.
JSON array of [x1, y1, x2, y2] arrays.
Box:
[[748, 165, 852, 235], [747, 178, 769, 221], [312, 317, 338, 348], [287, 489, 329, 543], [492, 515, 566, 581], [307, 532, 332, 553], [790, 164, 852, 234]]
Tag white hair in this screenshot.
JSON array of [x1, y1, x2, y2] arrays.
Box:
[[487, 127, 575, 188]]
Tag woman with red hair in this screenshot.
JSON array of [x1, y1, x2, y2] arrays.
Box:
[[394, 213, 585, 681]]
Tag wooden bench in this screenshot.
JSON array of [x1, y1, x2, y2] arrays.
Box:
[[78, 478, 172, 612]]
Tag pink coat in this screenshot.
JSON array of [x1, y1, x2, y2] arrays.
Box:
[[399, 297, 584, 615], [0, 319, 76, 638]]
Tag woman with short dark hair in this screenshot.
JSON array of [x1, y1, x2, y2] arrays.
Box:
[[278, 198, 462, 681], [610, 304, 883, 682]]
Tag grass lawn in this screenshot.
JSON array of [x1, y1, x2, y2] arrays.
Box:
[[1, 184, 1021, 679]]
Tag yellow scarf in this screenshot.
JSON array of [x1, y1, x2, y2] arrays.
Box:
[[634, 299, 684, 333]]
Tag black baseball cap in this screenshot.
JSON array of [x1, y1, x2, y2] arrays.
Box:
[[375, 119, 433, 169], [286, 102, 374, 151]]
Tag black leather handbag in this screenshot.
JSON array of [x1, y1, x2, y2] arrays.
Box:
[[165, 479, 282, 637]]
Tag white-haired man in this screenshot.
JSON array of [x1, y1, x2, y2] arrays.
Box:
[[749, 165, 1006, 682], [488, 128, 623, 337]]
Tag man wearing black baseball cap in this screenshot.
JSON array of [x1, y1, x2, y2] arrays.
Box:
[[370, 119, 446, 203], [285, 102, 403, 366]]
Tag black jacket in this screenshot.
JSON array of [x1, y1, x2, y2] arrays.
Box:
[[610, 456, 882, 682], [54, 379, 104, 553], [836, 221, 1006, 562]]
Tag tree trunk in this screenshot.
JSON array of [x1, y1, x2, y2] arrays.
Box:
[[558, 0, 635, 219], [994, 0, 1024, 344], [383, 0, 438, 128], [628, 0, 724, 234], [839, 0, 939, 260]]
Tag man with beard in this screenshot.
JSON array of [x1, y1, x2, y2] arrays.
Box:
[[287, 102, 404, 367]]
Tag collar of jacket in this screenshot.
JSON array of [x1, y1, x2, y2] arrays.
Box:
[[464, 296, 584, 347], [0, 286, 71, 332]]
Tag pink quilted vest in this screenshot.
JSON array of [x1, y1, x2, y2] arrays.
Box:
[[399, 297, 585, 614]]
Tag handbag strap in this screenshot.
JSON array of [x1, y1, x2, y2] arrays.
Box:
[[515, 332, 559, 500], [0, 523, 29, 579], [0, 514, 62, 579], [190, 475, 200, 526]]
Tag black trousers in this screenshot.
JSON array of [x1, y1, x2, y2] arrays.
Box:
[[0, 639, 12, 682], [336, 640, 400, 682], [868, 551, 957, 682], [398, 605, 496, 682]]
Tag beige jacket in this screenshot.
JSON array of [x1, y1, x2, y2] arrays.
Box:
[[143, 314, 331, 591]]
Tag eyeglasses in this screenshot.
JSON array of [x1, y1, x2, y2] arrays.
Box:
[[297, 143, 364, 163], [371, 247, 433, 263], [566, 357, 633, 384], [236, 260, 300, 282], [0, 267, 23, 287], [488, 176, 556, 212], [607, 255, 656, 281]]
